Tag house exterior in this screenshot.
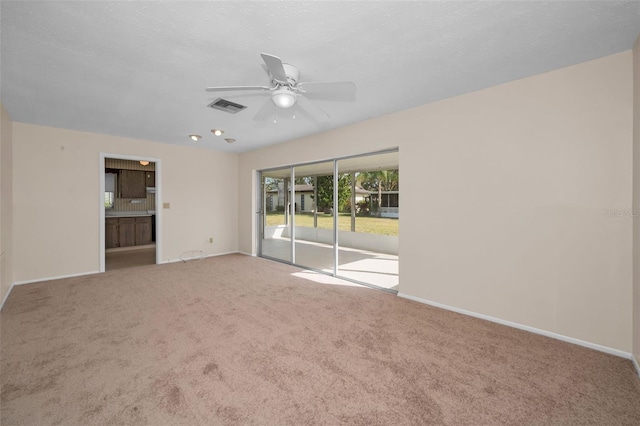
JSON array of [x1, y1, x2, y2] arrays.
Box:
[[266, 184, 316, 213], [370, 191, 399, 218], [266, 183, 373, 213]]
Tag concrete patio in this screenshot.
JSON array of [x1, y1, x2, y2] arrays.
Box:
[[261, 237, 398, 291]]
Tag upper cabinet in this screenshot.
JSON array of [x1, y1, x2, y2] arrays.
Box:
[[119, 170, 147, 198], [145, 171, 155, 188]]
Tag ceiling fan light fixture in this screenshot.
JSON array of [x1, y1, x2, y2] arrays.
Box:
[[211, 129, 224, 136], [272, 88, 297, 109], [189, 134, 201, 141]]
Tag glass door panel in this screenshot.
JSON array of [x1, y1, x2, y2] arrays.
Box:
[[291, 161, 335, 273], [337, 152, 400, 290], [260, 167, 292, 263]]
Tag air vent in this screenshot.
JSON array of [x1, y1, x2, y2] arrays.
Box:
[[207, 98, 247, 114]]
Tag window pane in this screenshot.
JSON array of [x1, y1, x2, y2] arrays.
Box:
[[104, 192, 114, 208]]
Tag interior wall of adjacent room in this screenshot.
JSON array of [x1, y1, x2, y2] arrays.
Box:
[[0, 103, 14, 305], [12, 124, 239, 283], [239, 51, 634, 353], [632, 35, 640, 369]]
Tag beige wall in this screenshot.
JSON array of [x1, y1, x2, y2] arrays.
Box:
[[239, 51, 634, 352], [12, 123, 238, 283], [1, 104, 14, 305], [633, 36, 640, 367]]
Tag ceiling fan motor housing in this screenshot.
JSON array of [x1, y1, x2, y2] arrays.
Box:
[[281, 64, 299, 86]]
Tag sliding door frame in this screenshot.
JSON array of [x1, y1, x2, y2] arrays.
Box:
[[256, 148, 399, 291]]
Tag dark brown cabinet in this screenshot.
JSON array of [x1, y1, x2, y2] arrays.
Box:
[[105, 216, 153, 248], [105, 218, 119, 249], [118, 217, 136, 247], [119, 170, 146, 198], [135, 216, 152, 245], [145, 171, 155, 188]]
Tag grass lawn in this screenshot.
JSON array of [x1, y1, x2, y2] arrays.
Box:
[[265, 212, 398, 236]]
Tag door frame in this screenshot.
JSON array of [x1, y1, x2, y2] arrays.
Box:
[[99, 153, 162, 272]]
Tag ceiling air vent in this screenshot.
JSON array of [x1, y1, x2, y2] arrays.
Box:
[[207, 98, 247, 114]]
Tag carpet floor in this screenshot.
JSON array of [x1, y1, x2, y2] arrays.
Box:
[[1, 254, 639, 425]]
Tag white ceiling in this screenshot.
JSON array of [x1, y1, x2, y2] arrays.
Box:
[[1, 1, 639, 154]]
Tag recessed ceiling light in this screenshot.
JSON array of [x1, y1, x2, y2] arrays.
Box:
[[189, 134, 201, 141], [211, 129, 224, 136], [224, 138, 236, 144]]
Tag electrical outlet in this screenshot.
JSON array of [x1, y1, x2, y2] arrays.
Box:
[[163, 202, 170, 209], [209, 237, 213, 243]]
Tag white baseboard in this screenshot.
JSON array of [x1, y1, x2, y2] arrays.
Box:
[[632, 354, 640, 378], [0, 283, 15, 312], [13, 270, 101, 286], [206, 251, 241, 258], [161, 251, 241, 264], [397, 292, 634, 361], [13, 252, 243, 284]]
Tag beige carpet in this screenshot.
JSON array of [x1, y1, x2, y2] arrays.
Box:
[[1, 254, 639, 425]]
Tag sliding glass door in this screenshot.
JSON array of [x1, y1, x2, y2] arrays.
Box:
[[258, 150, 399, 291]]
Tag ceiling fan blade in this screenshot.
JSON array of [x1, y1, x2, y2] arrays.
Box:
[[261, 53, 288, 83], [297, 81, 356, 95], [208, 92, 270, 101], [294, 103, 326, 129], [300, 89, 356, 102], [297, 95, 330, 122], [253, 98, 276, 122], [206, 86, 270, 92]]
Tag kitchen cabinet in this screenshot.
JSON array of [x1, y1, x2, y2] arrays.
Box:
[[105, 216, 153, 248], [145, 171, 155, 188], [119, 170, 146, 198], [118, 217, 136, 247], [105, 218, 119, 249], [135, 216, 152, 245]]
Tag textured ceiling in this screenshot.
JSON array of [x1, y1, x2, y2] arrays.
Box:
[[1, 1, 639, 153]]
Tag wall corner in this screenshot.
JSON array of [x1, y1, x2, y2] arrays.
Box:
[[632, 34, 640, 371]]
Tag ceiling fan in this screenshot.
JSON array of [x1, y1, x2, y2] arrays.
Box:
[[205, 53, 356, 124]]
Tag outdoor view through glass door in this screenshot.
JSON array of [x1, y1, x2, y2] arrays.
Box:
[[291, 161, 335, 274], [259, 150, 399, 292], [336, 155, 399, 288], [260, 167, 292, 264]]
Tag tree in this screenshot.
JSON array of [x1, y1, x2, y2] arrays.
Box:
[[314, 174, 351, 213], [295, 176, 313, 185], [264, 177, 279, 192], [359, 169, 399, 192]]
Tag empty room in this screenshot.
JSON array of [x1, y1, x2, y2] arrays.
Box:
[[1, 1, 640, 425]]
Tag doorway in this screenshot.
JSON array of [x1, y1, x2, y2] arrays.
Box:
[[99, 154, 162, 272]]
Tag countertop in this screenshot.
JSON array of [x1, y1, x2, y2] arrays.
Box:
[[105, 210, 155, 218]]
